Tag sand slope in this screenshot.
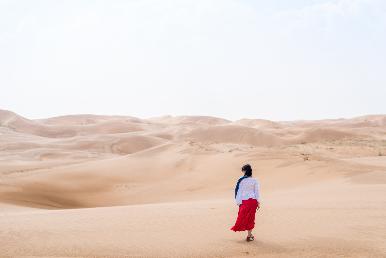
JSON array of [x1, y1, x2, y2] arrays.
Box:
[[0, 109, 386, 257]]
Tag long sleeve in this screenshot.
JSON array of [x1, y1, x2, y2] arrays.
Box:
[[235, 182, 243, 205], [254, 179, 260, 201]]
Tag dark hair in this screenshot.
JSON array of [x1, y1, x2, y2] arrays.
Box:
[[242, 164, 252, 177]]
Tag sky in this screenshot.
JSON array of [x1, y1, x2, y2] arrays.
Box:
[[1, 0, 385, 121]]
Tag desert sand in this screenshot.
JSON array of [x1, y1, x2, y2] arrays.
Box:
[[0, 109, 385, 257]]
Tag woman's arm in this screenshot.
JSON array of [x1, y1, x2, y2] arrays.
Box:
[[235, 181, 243, 206], [254, 179, 260, 204], [235, 191, 242, 206]]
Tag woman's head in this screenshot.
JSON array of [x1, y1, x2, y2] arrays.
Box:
[[242, 164, 252, 177]]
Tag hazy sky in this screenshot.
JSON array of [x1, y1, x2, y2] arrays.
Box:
[[1, 0, 385, 121]]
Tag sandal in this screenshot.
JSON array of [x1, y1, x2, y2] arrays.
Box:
[[246, 235, 254, 242]]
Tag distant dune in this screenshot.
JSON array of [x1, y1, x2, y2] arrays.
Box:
[[1, 109, 386, 257], [234, 118, 283, 129], [183, 124, 283, 146]]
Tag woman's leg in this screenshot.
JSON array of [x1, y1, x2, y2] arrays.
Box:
[[247, 199, 258, 237]]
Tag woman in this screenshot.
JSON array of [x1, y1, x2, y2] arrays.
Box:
[[230, 164, 260, 242]]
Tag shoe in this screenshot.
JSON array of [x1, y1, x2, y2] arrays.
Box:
[[246, 235, 254, 242]]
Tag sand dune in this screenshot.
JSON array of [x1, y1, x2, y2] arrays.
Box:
[[290, 115, 386, 128], [234, 118, 283, 129], [1, 109, 386, 257], [38, 114, 143, 125], [183, 125, 284, 146], [0, 110, 145, 138], [0, 110, 78, 138], [148, 115, 231, 125], [290, 127, 358, 144]]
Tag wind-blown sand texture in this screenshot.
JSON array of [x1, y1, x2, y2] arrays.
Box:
[[1, 109, 386, 257]]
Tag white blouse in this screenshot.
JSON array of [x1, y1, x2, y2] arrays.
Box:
[[235, 177, 260, 205]]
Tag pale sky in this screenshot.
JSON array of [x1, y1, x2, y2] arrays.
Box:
[[1, 0, 385, 121]]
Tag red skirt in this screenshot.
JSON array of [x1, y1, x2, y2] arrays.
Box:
[[230, 198, 259, 232]]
